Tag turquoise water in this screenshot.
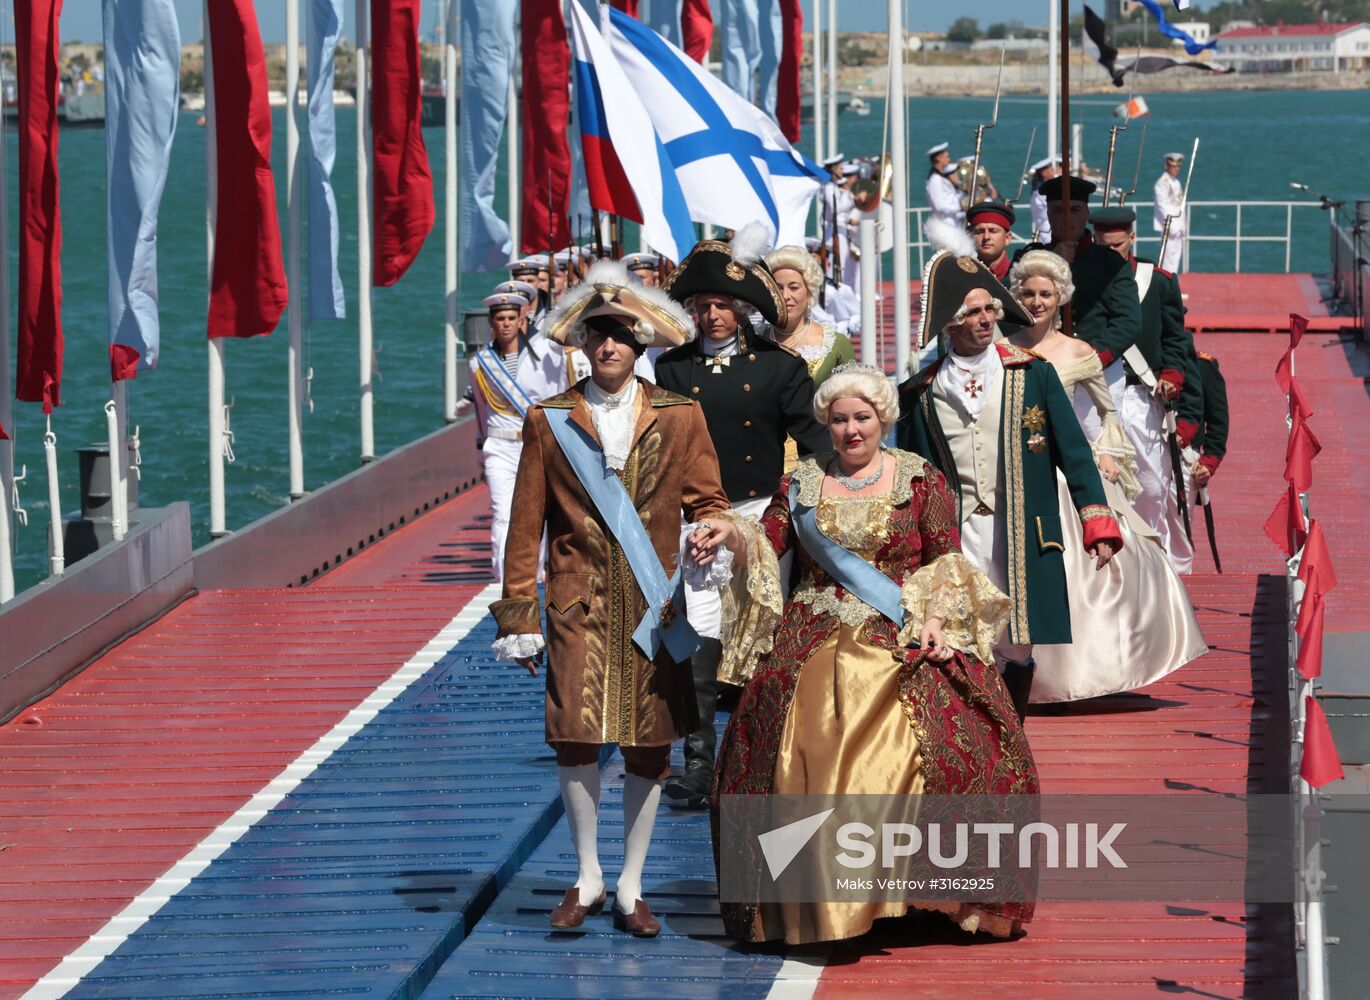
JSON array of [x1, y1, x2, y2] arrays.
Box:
[[5, 89, 1366, 592]]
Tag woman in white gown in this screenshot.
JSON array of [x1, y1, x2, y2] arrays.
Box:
[[1007, 250, 1207, 702]]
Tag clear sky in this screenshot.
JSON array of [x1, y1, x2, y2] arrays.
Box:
[[46, 1, 1168, 47]]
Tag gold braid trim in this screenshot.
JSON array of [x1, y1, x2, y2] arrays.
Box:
[[716, 512, 784, 687], [896, 552, 1011, 666], [1003, 369, 1030, 644], [1078, 504, 1116, 522]]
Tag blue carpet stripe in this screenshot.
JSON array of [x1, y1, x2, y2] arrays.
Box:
[[63, 613, 570, 1000], [419, 739, 788, 1000]]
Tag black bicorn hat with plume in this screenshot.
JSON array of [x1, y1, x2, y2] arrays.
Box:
[[662, 222, 788, 327]]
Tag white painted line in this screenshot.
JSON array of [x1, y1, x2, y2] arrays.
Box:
[[20, 583, 501, 1000], [765, 945, 830, 1000]]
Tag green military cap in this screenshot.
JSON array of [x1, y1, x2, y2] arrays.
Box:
[[1038, 174, 1097, 202], [1089, 206, 1136, 231]]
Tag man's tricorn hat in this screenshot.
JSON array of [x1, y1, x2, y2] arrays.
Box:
[[662, 222, 788, 326], [917, 251, 1033, 347], [544, 260, 695, 350]]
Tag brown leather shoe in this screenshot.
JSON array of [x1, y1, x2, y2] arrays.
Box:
[[612, 898, 661, 937], [550, 886, 606, 929]]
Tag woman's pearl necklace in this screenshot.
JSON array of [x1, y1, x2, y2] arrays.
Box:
[[831, 452, 885, 492]]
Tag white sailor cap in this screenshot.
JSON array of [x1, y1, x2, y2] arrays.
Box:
[[1164, 151, 1185, 161], [840, 160, 862, 177], [1030, 156, 1061, 172], [484, 292, 529, 311], [621, 252, 661, 271], [819, 152, 845, 168], [804, 236, 822, 253], [925, 141, 949, 158], [507, 253, 551, 272], [940, 162, 959, 176], [493, 279, 538, 300], [552, 249, 576, 266]]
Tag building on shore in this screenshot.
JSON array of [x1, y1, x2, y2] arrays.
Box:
[[1217, 21, 1370, 73]]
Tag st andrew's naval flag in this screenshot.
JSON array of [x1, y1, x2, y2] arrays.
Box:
[[568, 3, 824, 259]]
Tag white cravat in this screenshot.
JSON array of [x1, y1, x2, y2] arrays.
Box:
[[699, 333, 739, 372], [936, 344, 1001, 422], [584, 377, 639, 471]]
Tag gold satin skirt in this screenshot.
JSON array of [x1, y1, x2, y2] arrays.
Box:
[[758, 624, 927, 945]]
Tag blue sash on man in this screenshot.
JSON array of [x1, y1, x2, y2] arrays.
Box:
[[543, 406, 701, 663], [474, 346, 536, 416], [788, 479, 906, 629]]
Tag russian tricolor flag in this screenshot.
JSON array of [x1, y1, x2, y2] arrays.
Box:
[[568, 2, 695, 262]]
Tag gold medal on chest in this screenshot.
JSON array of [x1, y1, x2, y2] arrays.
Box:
[[1022, 405, 1046, 432]]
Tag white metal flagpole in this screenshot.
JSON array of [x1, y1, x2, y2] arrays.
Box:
[[825, 0, 837, 157], [0, 16, 12, 600], [104, 394, 127, 542], [43, 418, 63, 575], [357, 0, 376, 463], [507, 76, 520, 252], [887, 0, 911, 380], [205, 2, 228, 538], [811, 0, 823, 164], [286, 0, 305, 496], [1047, 0, 1059, 163], [444, 0, 459, 422]]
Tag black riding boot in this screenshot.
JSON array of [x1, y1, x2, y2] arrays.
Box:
[[664, 638, 720, 808], [1002, 658, 1036, 723]]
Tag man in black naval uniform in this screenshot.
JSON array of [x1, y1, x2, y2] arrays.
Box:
[[1091, 205, 1203, 572], [655, 230, 827, 807], [1023, 175, 1142, 369]]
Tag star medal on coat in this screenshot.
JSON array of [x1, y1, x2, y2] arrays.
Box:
[[706, 354, 731, 373], [964, 375, 984, 399], [1027, 433, 1047, 454], [1022, 405, 1046, 432]]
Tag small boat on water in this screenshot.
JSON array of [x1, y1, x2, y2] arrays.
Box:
[[3, 89, 104, 127]]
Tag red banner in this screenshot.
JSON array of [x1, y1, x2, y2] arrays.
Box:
[[1289, 312, 1307, 348], [1300, 696, 1344, 788], [15, 0, 63, 411], [1296, 520, 1337, 600], [1263, 482, 1306, 559], [775, 0, 803, 143], [1287, 377, 1313, 423], [610, 0, 640, 16], [682, 0, 714, 63], [1282, 412, 1320, 494], [1295, 595, 1324, 678], [520, 0, 571, 256], [206, 0, 287, 339], [372, 0, 435, 286]]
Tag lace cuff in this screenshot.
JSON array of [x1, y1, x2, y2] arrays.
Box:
[[896, 551, 1010, 666], [717, 511, 785, 687], [680, 524, 735, 591], [492, 633, 545, 662], [1092, 413, 1142, 502]]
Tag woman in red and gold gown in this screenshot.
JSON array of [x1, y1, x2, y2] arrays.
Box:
[[692, 364, 1039, 947]]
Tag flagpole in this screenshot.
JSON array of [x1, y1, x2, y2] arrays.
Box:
[[1047, 0, 1059, 164], [825, 0, 837, 157], [205, 2, 228, 538], [444, 0, 459, 422], [0, 23, 13, 599], [286, 0, 305, 496], [1059, 0, 1073, 337], [104, 391, 127, 542], [811, 0, 823, 163], [887, 0, 911, 379], [508, 76, 520, 251], [357, 0, 376, 463]]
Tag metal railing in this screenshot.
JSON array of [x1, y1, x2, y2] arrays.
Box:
[[902, 200, 1330, 275]]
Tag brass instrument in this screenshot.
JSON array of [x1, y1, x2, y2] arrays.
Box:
[[954, 159, 994, 205]]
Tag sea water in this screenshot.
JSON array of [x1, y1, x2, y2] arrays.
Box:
[[4, 89, 1366, 592]]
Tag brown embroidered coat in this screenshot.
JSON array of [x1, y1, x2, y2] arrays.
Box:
[[492, 378, 730, 748]]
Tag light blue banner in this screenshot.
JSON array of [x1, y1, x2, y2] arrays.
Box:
[[103, 0, 181, 375], [308, 0, 346, 322], [720, 0, 781, 116], [460, 0, 519, 272]]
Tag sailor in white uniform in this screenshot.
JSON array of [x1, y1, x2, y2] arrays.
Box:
[[805, 236, 862, 338], [1152, 152, 1187, 273], [466, 290, 568, 580], [924, 141, 964, 228], [622, 251, 663, 287], [1029, 156, 1060, 243]]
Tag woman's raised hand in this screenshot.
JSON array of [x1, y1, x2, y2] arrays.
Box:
[[688, 517, 737, 566]]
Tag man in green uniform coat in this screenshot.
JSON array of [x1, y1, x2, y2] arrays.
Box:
[[1191, 350, 1228, 487], [897, 251, 1124, 716], [1091, 206, 1202, 573], [1027, 175, 1142, 368]]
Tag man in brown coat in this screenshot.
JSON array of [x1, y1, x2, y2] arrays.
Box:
[[492, 260, 730, 937]]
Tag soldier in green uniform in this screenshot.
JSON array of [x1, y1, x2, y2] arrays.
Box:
[[654, 228, 828, 807], [897, 250, 1124, 716], [1191, 350, 1228, 487], [1091, 206, 1202, 574], [1023, 175, 1142, 368]]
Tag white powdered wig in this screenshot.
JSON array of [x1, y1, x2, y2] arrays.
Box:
[[924, 215, 977, 259], [1009, 249, 1076, 305], [729, 221, 773, 267], [813, 364, 899, 428]]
